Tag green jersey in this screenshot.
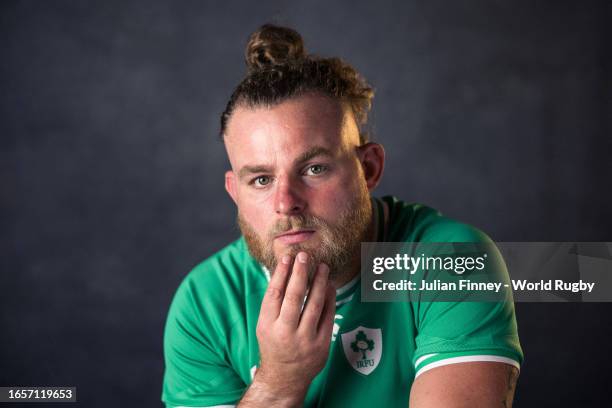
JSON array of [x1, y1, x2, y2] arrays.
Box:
[[162, 196, 523, 407]]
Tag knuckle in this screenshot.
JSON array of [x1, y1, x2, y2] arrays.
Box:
[[266, 286, 283, 300], [276, 326, 293, 342], [278, 312, 297, 327], [308, 342, 326, 357], [255, 323, 268, 338], [284, 291, 304, 306], [306, 301, 323, 316], [315, 338, 330, 351]]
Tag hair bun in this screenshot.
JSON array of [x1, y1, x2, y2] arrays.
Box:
[[245, 24, 306, 71]]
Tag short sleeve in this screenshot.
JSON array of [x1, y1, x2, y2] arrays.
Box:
[[412, 221, 524, 377], [162, 277, 246, 407], [412, 299, 523, 377]]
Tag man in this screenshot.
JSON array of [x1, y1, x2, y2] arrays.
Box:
[[162, 24, 523, 407]]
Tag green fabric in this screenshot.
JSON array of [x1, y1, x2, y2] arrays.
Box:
[[162, 196, 523, 407]]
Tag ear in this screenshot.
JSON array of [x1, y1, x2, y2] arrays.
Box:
[[358, 143, 385, 191], [225, 170, 238, 204]]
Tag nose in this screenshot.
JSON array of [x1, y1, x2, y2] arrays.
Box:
[[274, 176, 306, 215]]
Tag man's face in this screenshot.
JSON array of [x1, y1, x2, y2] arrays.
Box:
[[223, 93, 374, 279]]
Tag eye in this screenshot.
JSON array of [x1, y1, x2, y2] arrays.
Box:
[[305, 164, 327, 176], [252, 176, 272, 187]]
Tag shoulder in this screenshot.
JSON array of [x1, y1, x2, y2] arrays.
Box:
[[172, 236, 266, 303], [162, 239, 256, 406], [165, 237, 265, 338], [181, 237, 258, 294], [379, 195, 493, 244]]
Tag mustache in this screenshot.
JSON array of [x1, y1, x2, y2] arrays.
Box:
[[269, 214, 327, 237]]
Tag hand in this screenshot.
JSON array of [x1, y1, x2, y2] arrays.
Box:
[[240, 251, 336, 407]]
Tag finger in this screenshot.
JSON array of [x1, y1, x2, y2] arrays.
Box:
[[279, 251, 310, 328], [259, 254, 292, 324], [299, 263, 330, 332], [317, 284, 336, 340]]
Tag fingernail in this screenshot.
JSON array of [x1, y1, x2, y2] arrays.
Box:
[[297, 252, 308, 263], [281, 255, 291, 264]]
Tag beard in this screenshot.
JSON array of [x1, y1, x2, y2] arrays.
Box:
[[238, 187, 372, 281]]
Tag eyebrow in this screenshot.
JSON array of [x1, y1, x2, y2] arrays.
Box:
[[295, 146, 334, 164], [238, 165, 272, 179], [237, 146, 335, 179]]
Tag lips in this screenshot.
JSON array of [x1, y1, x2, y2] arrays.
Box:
[[275, 230, 315, 244]]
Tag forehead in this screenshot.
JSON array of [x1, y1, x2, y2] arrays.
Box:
[[223, 93, 360, 168]]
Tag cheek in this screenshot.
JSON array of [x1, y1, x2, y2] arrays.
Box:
[[310, 175, 360, 216], [237, 195, 273, 231], [237, 183, 275, 206]]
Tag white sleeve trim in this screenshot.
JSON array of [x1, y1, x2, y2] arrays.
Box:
[[172, 405, 235, 408], [414, 353, 438, 367], [414, 355, 521, 378]]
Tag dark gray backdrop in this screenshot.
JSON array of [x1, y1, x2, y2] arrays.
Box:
[[1, 1, 610, 407]]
